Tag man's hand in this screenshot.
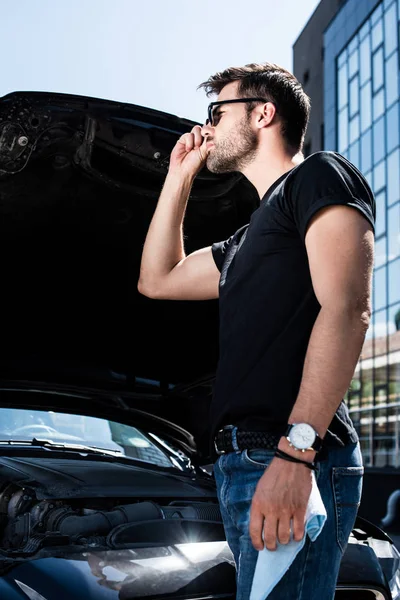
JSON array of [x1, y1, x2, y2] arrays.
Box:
[[169, 125, 210, 179], [249, 451, 313, 552]]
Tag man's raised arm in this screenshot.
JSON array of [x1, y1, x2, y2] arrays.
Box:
[[137, 125, 220, 301]]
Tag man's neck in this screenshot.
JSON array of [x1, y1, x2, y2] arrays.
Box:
[[242, 150, 304, 199]]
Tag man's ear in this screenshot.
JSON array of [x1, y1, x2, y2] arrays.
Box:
[[256, 102, 276, 129]]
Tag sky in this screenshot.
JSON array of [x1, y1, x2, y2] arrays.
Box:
[[0, 0, 320, 123]]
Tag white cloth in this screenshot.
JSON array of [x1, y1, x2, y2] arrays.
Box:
[[249, 471, 327, 600]]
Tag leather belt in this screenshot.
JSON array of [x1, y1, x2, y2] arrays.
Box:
[[214, 425, 281, 455]]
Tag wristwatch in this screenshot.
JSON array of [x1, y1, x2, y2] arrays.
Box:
[[285, 423, 323, 452]]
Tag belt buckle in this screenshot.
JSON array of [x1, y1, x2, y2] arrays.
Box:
[[214, 428, 226, 455], [214, 425, 235, 455]]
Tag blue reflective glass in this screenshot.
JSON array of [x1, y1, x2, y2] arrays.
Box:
[[360, 34, 371, 84], [373, 308, 388, 344], [376, 189, 387, 236], [361, 129, 372, 172], [338, 48, 347, 67], [350, 76, 359, 116], [350, 114, 360, 143], [373, 47, 384, 92], [361, 81, 372, 132], [359, 21, 370, 41], [365, 170, 373, 188], [349, 140, 360, 169], [373, 116, 386, 164], [338, 62, 348, 109], [385, 53, 399, 108], [388, 202, 400, 260], [339, 106, 349, 152], [388, 257, 400, 304], [374, 266, 387, 310], [372, 19, 383, 50], [384, 0, 395, 8], [388, 303, 400, 351], [386, 102, 399, 153], [348, 36, 358, 55], [375, 236, 387, 268], [374, 160, 386, 192], [384, 3, 398, 57], [372, 4, 383, 25], [373, 89, 385, 120], [387, 148, 400, 204], [349, 49, 359, 78]]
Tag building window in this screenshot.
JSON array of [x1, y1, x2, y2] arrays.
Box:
[[372, 18, 384, 50], [386, 102, 399, 152], [338, 62, 348, 108], [388, 202, 400, 260], [384, 2, 398, 57], [374, 265, 387, 311], [350, 76, 360, 116], [361, 81, 372, 131], [338, 106, 349, 151], [388, 258, 400, 304], [360, 35, 371, 84], [361, 129, 372, 172], [387, 148, 400, 205], [303, 69, 310, 85], [372, 46, 384, 92], [385, 52, 399, 108], [375, 189, 387, 237], [374, 160, 386, 192]]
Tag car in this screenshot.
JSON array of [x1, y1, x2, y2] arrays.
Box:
[[0, 90, 399, 600]]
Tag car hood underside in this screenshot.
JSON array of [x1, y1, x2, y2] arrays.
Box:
[[0, 91, 259, 457]]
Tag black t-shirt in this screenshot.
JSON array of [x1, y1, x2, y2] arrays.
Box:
[[210, 151, 375, 449]]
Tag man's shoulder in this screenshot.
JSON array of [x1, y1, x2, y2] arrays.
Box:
[[288, 151, 344, 179], [286, 150, 369, 193]]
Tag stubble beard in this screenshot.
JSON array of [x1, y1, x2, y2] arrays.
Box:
[[206, 114, 258, 174]]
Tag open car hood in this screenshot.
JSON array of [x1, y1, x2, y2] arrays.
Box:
[[0, 91, 259, 461]]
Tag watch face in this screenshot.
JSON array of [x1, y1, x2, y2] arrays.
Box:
[[289, 423, 316, 450]]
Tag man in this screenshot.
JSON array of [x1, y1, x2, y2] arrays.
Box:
[[138, 63, 375, 599]]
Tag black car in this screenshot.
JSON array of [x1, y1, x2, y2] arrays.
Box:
[[0, 91, 399, 600]]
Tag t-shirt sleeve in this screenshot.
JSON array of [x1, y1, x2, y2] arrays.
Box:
[[288, 152, 376, 241], [211, 234, 235, 272]]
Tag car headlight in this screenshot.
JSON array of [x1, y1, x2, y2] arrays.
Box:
[[15, 580, 48, 600]]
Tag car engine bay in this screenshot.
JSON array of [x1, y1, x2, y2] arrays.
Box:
[[0, 457, 224, 560]]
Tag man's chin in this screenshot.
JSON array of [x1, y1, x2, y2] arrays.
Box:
[[206, 157, 234, 174]]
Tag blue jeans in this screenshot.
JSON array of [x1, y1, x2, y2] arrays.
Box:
[[213, 437, 363, 600]]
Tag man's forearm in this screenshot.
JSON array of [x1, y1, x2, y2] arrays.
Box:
[[138, 172, 194, 293], [287, 305, 371, 438]]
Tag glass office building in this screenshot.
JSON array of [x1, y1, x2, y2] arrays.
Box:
[[324, 0, 400, 467]]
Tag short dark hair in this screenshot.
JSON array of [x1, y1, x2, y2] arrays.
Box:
[[198, 62, 311, 153]]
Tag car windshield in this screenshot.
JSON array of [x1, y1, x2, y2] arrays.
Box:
[[0, 407, 180, 470]]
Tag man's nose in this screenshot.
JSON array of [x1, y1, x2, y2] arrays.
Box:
[[201, 122, 213, 137]]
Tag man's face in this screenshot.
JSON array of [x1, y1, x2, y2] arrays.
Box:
[[202, 82, 259, 174]]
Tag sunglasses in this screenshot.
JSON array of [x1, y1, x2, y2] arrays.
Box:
[[205, 97, 271, 126]]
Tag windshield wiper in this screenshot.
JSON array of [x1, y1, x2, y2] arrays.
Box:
[[0, 438, 189, 473], [0, 438, 124, 457]]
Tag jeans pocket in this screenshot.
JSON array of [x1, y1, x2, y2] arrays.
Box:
[[332, 466, 364, 553], [242, 448, 275, 468]]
